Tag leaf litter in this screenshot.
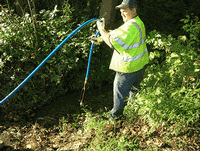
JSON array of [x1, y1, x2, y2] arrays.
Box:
[[0, 85, 199, 150]]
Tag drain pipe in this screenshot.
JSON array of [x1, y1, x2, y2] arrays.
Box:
[[0, 18, 101, 105]]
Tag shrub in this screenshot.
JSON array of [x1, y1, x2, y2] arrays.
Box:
[[129, 14, 200, 136], [0, 3, 113, 116], [180, 14, 200, 53]]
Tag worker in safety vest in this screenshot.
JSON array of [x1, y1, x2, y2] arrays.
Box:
[[94, 0, 149, 120]]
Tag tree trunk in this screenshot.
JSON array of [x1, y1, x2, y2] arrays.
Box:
[[99, 0, 119, 30]]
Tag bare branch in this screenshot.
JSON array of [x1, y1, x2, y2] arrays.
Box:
[[16, 0, 31, 35], [27, 0, 38, 42]]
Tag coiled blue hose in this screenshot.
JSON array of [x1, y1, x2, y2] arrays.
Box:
[[0, 18, 101, 105]]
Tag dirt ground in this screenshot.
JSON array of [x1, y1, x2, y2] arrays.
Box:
[[0, 83, 199, 150]]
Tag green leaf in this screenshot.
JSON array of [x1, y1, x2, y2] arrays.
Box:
[[171, 52, 179, 58], [44, 31, 48, 35], [194, 89, 200, 92], [180, 86, 186, 93], [171, 91, 178, 97], [41, 74, 49, 79], [155, 87, 161, 95]]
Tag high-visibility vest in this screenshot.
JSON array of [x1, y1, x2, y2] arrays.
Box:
[[109, 16, 149, 73]]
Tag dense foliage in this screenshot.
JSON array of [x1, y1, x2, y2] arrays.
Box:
[[2, 0, 200, 35], [0, 3, 113, 115], [131, 15, 200, 134], [81, 15, 200, 150], [137, 0, 200, 37], [0, 1, 199, 150]]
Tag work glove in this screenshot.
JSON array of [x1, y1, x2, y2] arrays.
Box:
[[91, 35, 103, 45], [96, 18, 105, 31]]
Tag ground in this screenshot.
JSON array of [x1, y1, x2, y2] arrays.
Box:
[[0, 84, 199, 150]]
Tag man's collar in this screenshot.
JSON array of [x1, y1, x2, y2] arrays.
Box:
[[132, 15, 138, 19]]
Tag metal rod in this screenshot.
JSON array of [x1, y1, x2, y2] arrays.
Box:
[[80, 31, 100, 105]]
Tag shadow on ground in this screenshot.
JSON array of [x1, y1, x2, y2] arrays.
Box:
[[0, 83, 113, 128], [0, 83, 113, 150], [0, 145, 33, 151]]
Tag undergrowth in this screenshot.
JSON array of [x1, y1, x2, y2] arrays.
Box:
[[77, 14, 200, 150], [0, 2, 199, 150], [0, 2, 113, 115]]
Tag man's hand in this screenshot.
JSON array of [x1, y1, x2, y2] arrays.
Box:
[[96, 18, 113, 49], [91, 35, 103, 45], [96, 18, 105, 31]]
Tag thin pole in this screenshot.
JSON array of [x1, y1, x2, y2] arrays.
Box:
[[80, 31, 100, 106]]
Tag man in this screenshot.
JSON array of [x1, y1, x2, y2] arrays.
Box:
[[95, 0, 149, 120]]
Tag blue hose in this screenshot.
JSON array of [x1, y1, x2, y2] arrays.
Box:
[[85, 31, 100, 80], [0, 18, 101, 105], [79, 31, 99, 106]]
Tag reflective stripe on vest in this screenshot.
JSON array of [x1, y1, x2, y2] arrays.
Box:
[[113, 37, 146, 50], [132, 22, 143, 46], [112, 21, 144, 50], [109, 16, 149, 73], [113, 21, 148, 62], [122, 48, 148, 62]]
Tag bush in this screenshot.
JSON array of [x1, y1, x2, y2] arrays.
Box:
[[0, 3, 113, 117], [128, 14, 200, 135], [181, 14, 200, 53], [137, 0, 200, 38]]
